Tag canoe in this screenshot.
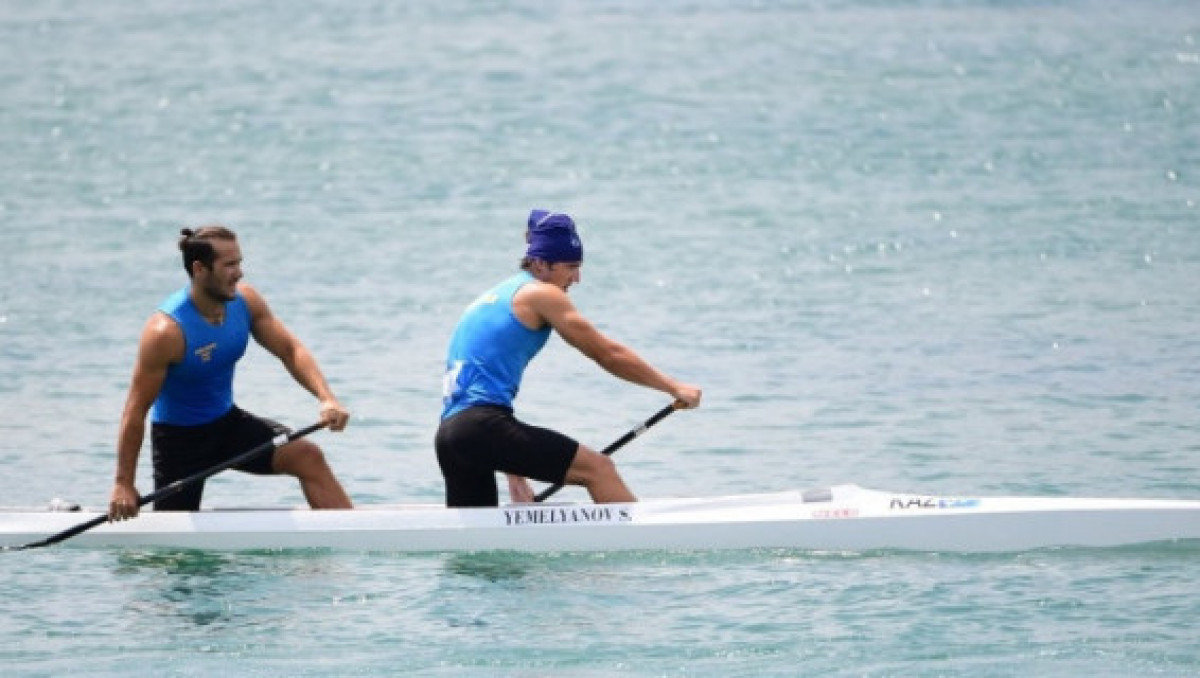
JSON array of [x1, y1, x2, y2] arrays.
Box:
[[3, 484, 1199, 553]]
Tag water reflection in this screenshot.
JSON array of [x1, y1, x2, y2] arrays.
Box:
[[114, 549, 339, 628], [442, 551, 533, 582]]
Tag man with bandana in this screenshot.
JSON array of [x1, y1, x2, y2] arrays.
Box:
[[436, 210, 702, 507]]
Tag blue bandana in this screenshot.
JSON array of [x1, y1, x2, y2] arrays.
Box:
[[525, 210, 583, 263]]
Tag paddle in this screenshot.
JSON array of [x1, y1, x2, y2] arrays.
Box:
[[5, 421, 326, 552], [534, 403, 677, 503]]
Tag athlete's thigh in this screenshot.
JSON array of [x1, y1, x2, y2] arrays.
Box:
[[484, 414, 577, 484]]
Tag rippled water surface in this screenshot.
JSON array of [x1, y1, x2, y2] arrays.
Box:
[[2, 0, 1198, 675]]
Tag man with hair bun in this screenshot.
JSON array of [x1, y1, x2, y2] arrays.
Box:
[[435, 209, 702, 507], [109, 225, 353, 519]]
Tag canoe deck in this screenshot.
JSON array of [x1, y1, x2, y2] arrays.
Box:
[[3, 485, 1200, 553]]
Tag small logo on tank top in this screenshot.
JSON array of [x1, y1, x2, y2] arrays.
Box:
[[469, 292, 499, 309], [194, 342, 217, 363]]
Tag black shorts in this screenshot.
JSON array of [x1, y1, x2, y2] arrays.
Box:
[[434, 405, 578, 508], [151, 406, 288, 511]]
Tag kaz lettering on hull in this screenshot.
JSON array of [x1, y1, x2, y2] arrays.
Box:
[[503, 505, 633, 526], [889, 497, 982, 510]]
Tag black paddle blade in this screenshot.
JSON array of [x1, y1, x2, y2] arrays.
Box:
[[3, 515, 108, 551], [4, 421, 326, 552]]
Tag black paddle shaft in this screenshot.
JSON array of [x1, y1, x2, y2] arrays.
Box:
[[534, 404, 676, 503], [6, 421, 326, 552]]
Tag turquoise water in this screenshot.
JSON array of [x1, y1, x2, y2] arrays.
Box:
[[2, 0, 1199, 675]]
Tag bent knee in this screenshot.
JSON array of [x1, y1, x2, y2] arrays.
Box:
[[272, 440, 331, 476], [567, 448, 619, 484]]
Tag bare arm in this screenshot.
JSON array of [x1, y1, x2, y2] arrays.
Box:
[[240, 283, 350, 430], [517, 283, 702, 408], [110, 313, 181, 519]]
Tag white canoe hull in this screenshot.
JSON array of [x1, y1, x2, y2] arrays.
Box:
[[4, 485, 1199, 553]]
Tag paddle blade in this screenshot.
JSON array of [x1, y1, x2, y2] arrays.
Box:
[[5, 420, 326, 552]]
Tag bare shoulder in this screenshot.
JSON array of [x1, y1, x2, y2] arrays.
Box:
[[514, 279, 576, 329], [140, 311, 184, 365], [143, 310, 180, 339], [518, 279, 572, 312], [236, 282, 271, 318]]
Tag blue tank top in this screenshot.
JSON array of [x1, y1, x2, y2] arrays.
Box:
[[151, 287, 251, 426], [441, 272, 552, 419]]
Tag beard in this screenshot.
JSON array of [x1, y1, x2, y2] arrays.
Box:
[[201, 278, 237, 303]]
